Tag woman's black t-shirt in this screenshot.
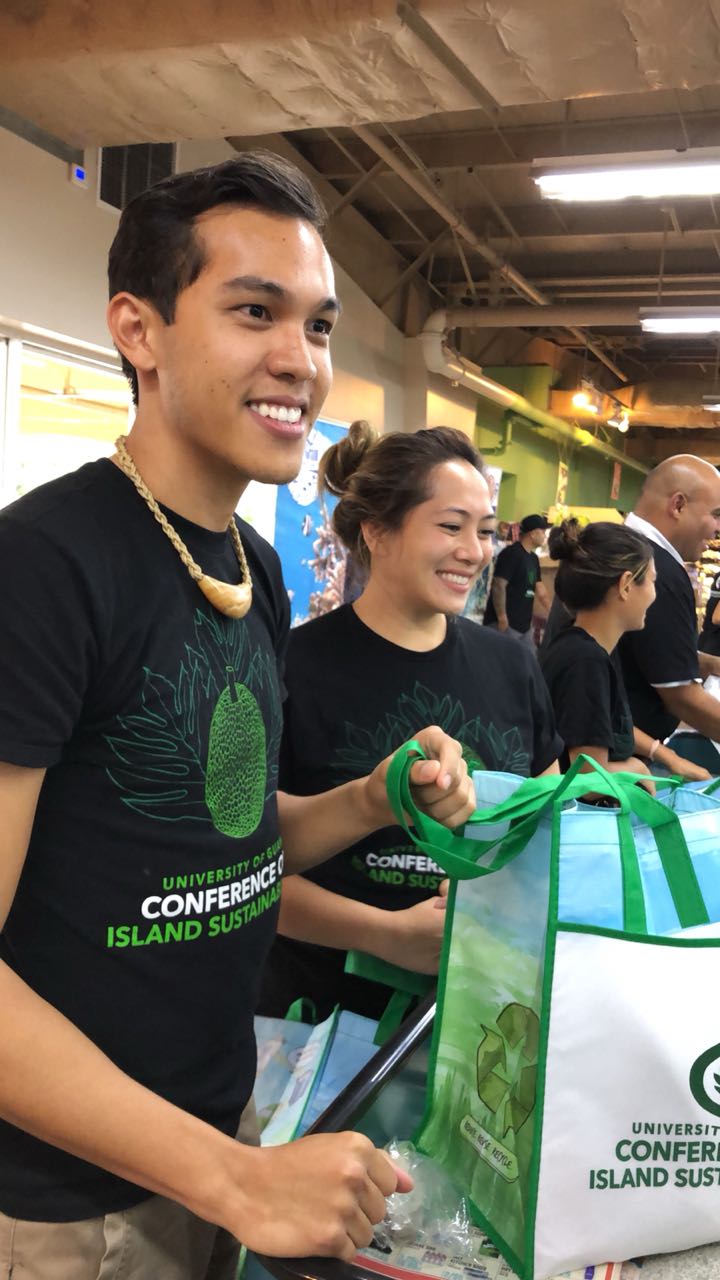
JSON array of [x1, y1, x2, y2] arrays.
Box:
[[540, 626, 635, 769], [259, 604, 562, 1019]]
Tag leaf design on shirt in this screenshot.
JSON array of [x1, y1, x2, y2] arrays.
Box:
[[331, 682, 530, 781], [103, 609, 282, 822]]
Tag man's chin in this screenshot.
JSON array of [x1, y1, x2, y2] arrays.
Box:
[[242, 439, 308, 487], [252, 462, 305, 486]]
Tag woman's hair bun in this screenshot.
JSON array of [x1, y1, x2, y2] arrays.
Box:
[[548, 519, 581, 562], [319, 419, 378, 497]]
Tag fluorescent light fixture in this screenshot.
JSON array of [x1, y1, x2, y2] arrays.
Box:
[[702, 395, 720, 412], [533, 148, 720, 203], [640, 307, 720, 334]]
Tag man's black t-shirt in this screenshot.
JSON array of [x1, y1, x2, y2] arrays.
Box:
[[0, 460, 288, 1221], [699, 569, 720, 656], [540, 627, 635, 769], [484, 541, 540, 633], [618, 544, 699, 740], [259, 605, 561, 1019]]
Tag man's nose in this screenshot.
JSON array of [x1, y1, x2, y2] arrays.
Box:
[[266, 324, 317, 382]]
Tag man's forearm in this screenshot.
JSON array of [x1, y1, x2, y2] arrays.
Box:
[[279, 727, 475, 875], [491, 577, 508, 622], [278, 780, 385, 874], [0, 960, 246, 1230], [0, 960, 416, 1259], [659, 681, 720, 739]]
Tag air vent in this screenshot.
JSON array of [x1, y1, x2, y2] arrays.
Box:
[[99, 143, 174, 210]]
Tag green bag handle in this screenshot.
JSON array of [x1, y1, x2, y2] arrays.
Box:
[[700, 775, 720, 796], [284, 997, 318, 1025], [344, 950, 433, 1045], [387, 742, 709, 934]]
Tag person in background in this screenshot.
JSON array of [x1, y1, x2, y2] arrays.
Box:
[[494, 519, 511, 551], [0, 153, 476, 1279], [541, 522, 708, 780], [483, 513, 551, 648], [619, 456, 720, 773], [259, 423, 562, 1023], [699, 565, 720, 658]]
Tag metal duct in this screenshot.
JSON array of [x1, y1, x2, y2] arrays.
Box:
[[353, 125, 628, 383], [437, 304, 641, 330], [419, 313, 649, 475]]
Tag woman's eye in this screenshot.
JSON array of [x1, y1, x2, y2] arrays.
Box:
[[308, 318, 333, 336], [441, 523, 461, 533]]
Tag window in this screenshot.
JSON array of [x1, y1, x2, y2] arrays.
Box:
[[12, 348, 132, 501], [99, 143, 174, 210]]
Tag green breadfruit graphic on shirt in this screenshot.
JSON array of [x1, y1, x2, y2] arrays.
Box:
[[103, 609, 282, 825], [205, 666, 267, 837], [331, 681, 530, 781]]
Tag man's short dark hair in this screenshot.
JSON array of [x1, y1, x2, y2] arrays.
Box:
[[107, 150, 327, 403]]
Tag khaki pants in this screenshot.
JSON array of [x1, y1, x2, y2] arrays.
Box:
[[0, 1101, 259, 1280]]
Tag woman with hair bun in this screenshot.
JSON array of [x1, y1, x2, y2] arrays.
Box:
[[541, 520, 708, 779], [259, 423, 562, 1021]]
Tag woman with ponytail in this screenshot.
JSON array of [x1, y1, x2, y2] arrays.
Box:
[[541, 520, 709, 779], [259, 423, 562, 1020]]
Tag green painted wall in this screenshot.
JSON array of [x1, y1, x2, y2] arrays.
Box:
[[475, 365, 644, 520]]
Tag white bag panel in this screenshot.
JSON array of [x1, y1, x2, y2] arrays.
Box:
[[534, 930, 720, 1280]]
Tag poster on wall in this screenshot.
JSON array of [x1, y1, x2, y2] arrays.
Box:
[[555, 459, 569, 507], [273, 418, 349, 627], [484, 464, 502, 513], [610, 461, 622, 502]]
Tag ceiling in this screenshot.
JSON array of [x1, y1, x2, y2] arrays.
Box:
[[6, 0, 720, 461]]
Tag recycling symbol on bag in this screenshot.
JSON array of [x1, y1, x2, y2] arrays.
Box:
[[476, 1002, 539, 1137]]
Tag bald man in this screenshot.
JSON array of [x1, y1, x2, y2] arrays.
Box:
[[619, 455, 720, 764]]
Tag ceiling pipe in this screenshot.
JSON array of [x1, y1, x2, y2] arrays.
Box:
[[419, 312, 649, 476], [352, 124, 628, 384], [440, 303, 641, 329]]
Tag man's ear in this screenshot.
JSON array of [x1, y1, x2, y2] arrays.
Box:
[[668, 490, 687, 521], [106, 293, 163, 380]]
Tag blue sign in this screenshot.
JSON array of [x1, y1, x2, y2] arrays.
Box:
[[274, 418, 349, 627]]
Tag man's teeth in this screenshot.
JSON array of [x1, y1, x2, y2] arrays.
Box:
[[249, 401, 303, 424]]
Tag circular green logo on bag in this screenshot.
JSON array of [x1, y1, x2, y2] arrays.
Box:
[[689, 1042, 720, 1117]]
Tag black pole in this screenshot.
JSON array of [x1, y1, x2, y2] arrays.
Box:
[[307, 989, 436, 1136]]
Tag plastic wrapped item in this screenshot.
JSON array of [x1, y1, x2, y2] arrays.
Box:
[[374, 1139, 480, 1261]]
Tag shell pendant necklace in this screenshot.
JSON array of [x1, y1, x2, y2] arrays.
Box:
[[113, 436, 253, 619]]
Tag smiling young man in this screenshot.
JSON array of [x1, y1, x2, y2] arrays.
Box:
[[0, 154, 475, 1280]]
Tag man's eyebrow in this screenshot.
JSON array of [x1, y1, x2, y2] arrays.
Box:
[[221, 275, 342, 313]]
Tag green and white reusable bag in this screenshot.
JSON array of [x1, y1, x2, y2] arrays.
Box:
[[387, 744, 720, 1280]]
